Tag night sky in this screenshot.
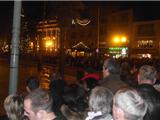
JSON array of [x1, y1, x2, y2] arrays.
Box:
[[1, 1, 160, 38]]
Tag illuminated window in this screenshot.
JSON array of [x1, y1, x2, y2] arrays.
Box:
[[137, 40, 153, 48]]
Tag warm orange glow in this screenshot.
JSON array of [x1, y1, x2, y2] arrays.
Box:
[[45, 41, 53, 48], [121, 37, 126, 42], [30, 42, 33, 49], [114, 37, 120, 43], [53, 36, 56, 40]]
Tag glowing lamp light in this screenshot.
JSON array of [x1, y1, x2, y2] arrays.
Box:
[[53, 36, 56, 40], [121, 37, 126, 43], [45, 41, 53, 48], [30, 42, 33, 49], [114, 37, 120, 43]]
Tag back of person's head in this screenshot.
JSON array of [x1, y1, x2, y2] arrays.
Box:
[[62, 84, 88, 113], [49, 73, 66, 95], [4, 94, 24, 120], [138, 65, 157, 85], [113, 88, 147, 120], [103, 58, 120, 74], [89, 86, 113, 114], [61, 104, 83, 120], [50, 72, 62, 82], [26, 76, 40, 93], [25, 88, 53, 113], [85, 77, 98, 91], [136, 84, 160, 120]]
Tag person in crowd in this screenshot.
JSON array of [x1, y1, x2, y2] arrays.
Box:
[[81, 67, 100, 82], [24, 88, 62, 120], [3, 94, 27, 120], [138, 65, 157, 85], [120, 61, 131, 82], [125, 63, 139, 87], [136, 84, 160, 120], [85, 86, 113, 120], [49, 72, 67, 117], [137, 65, 160, 91], [112, 88, 148, 120], [60, 84, 88, 120], [60, 104, 83, 120], [26, 76, 40, 93], [75, 67, 99, 98], [76, 67, 84, 84], [99, 58, 128, 94]]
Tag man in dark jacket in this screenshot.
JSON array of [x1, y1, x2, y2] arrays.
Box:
[[99, 58, 128, 94]]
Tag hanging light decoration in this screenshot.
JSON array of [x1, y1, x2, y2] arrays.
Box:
[[76, 18, 91, 26]]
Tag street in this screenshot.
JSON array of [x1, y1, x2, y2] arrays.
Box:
[[0, 58, 78, 115]]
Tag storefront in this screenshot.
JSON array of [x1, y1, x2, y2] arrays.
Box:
[[108, 47, 128, 58], [67, 42, 91, 57]]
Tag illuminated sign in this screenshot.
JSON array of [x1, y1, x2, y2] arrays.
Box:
[[109, 47, 128, 54], [109, 47, 128, 51]]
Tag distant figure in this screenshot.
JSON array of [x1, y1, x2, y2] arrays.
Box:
[[4, 94, 26, 120], [24, 88, 58, 120], [49, 72, 67, 116], [112, 88, 147, 120], [85, 86, 113, 120], [99, 58, 128, 94], [26, 76, 40, 93]]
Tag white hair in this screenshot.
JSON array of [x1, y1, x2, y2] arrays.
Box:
[[89, 86, 113, 114], [113, 88, 148, 120]]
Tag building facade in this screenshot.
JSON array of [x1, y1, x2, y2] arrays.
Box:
[[36, 20, 60, 55], [131, 20, 160, 58], [34, 8, 160, 58], [106, 9, 160, 58]]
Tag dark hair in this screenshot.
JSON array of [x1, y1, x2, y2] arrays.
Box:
[[103, 58, 120, 74], [85, 77, 98, 91], [62, 84, 88, 112], [136, 84, 160, 120], [26, 76, 40, 91]]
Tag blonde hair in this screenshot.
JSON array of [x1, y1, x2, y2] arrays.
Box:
[[4, 94, 24, 120]]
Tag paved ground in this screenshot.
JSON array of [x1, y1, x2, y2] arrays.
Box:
[[0, 58, 79, 115], [0, 58, 102, 115]]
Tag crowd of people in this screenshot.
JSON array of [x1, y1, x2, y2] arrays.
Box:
[[1, 57, 160, 120]]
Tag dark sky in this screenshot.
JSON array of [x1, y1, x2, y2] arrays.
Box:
[[14, 2, 160, 20], [1, 1, 160, 37], [1, 1, 160, 23], [84, 1, 160, 21]]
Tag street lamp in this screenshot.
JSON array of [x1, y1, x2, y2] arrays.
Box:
[[114, 37, 120, 43], [113, 36, 127, 44], [121, 37, 127, 43]]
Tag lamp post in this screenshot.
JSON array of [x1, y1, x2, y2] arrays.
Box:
[[113, 36, 127, 44], [9, 1, 22, 94]]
